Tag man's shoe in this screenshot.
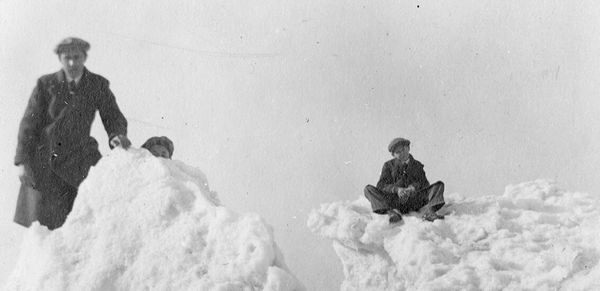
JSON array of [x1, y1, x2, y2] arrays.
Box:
[[422, 211, 444, 222], [387, 209, 403, 224]]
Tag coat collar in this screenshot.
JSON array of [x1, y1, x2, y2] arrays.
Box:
[[391, 154, 415, 167], [54, 67, 89, 83], [53, 67, 93, 92]]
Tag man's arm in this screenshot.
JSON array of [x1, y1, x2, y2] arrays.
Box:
[[15, 79, 46, 166], [376, 162, 399, 195], [96, 78, 129, 148], [409, 163, 430, 191]]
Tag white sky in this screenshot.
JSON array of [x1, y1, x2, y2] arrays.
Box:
[[1, 1, 599, 290]]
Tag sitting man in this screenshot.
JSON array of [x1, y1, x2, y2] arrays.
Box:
[[364, 137, 445, 223], [141, 136, 174, 159]]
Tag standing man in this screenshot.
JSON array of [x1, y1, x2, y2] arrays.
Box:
[[364, 137, 445, 223], [14, 37, 131, 229]]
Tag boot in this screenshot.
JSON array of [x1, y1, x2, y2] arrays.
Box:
[[387, 209, 403, 224], [422, 210, 444, 222]]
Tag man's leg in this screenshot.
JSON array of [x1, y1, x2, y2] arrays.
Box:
[[426, 181, 445, 212], [417, 181, 445, 221], [364, 185, 397, 213], [37, 172, 78, 230], [364, 185, 402, 223]]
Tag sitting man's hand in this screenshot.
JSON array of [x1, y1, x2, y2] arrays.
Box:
[[397, 187, 405, 195], [396, 187, 411, 203], [110, 134, 132, 149], [397, 187, 409, 196], [397, 186, 416, 196]]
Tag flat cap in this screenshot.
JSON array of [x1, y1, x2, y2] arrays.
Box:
[[54, 37, 90, 54], [388, 137, 410, 152], [141, 136, 174, 158]]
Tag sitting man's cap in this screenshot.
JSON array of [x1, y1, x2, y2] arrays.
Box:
[[54, 37, 90, 55], [388, 137, 410, 153], [141, 136, 174, 158]]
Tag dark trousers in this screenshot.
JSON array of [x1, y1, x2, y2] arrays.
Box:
[[13, 140, 84, 230], [14, 173, 77, 230], [36, 179, 78, 230], [364, 181, 445, 214]]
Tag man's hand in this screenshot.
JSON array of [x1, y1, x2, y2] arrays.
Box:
[[396, 187, 410, 203], [396, 186, 417, 202], [18, 164, 35, 187], [110, 134, 131, 149], [397, 186, 415, 196]]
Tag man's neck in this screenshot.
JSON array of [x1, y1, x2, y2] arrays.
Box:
[[64, 70, 84, 83], [396, 157, 410, 164]]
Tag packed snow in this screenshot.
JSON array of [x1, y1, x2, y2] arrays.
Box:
[[308, 179, 600, 291], [5, 149, 304, 291]]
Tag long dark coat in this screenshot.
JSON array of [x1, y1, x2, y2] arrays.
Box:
[[14, 68, 127, 229]]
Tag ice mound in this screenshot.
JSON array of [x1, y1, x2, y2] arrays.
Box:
[[5, 149, 304, 291], [308, 179, 600, 291]]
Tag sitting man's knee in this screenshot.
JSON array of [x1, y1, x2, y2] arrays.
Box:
[[431, 181, 445, 190], [364, 184, 376, 196]]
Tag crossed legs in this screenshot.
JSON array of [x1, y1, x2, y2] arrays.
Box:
[[364, 181, 445, 222]]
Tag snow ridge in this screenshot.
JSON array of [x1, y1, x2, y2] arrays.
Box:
[[308, 179, 600, 291], [5, 149, 304, 291]]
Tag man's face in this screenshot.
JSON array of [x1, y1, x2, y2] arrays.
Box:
[[149, 145, 171, 159], [59, 48, 86, 77], [392, 145, 410, 161]]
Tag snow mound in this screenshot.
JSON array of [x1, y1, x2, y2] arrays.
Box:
[[5, 149, 304, 291], [308, 179, 600, 291]]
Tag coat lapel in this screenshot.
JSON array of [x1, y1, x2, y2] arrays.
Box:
[[53, 68, 92, 92], [78, 68, 94, 93], [47, 70, 71, 119]]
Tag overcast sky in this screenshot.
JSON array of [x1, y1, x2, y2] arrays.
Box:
[[1, 1, 599, 289]]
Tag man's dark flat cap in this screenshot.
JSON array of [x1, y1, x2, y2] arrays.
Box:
[[141, 136, 174, 158], [388, 137, 410, 152], [54, 37, 90, 54]]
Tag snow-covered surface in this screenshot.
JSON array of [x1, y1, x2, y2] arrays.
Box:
[[308, 180, 600, 291], [4, 149, 304, 291]]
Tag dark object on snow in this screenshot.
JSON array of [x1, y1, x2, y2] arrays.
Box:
[[388, 137, 410, 153], [54, 37, 90, 55], [13, 68, 127, 230], [387, 209, 403, 223], [422, 211, 445, 221], [141, 136, 174, 159], [364, 153, 445, 222]]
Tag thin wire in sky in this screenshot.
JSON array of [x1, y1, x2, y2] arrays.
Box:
[[91, 30, 281, 59]]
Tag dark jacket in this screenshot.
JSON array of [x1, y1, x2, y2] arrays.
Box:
[[14, 68, 127, 228], [376, 154, 430, 195]]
